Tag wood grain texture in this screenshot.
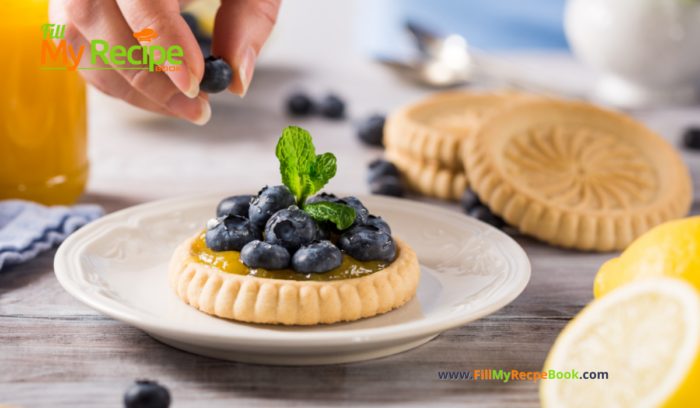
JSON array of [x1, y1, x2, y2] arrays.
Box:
[[2, 3, 700, 404]]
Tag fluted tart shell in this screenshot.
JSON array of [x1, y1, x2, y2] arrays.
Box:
[[463, 100, 692, 251], [169, 233, 421, 325]]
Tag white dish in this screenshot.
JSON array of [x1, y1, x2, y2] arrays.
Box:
[[54, 194, 530, 365]]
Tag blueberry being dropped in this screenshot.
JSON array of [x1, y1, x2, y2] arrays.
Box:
[[200, 56, 233, 94], [365, 215, 391, 235], [367, 159, 400, 184], [249, 185, 297, 230], [370, 175, 404, 197], [124, 380, 170, 408], [205, 215, 263, 252], [469, 206, 506, 229], [319, 94, 345, 119], [460, 189, 482, 213], [683, 127, 700, 150], [216, 194, 254, 218], [264, 207, 318, 254], [292, 241, 343, 273], [240, 240, 291, 270], [287, 93, 314, 116], [357, 115, 386, 146], [337, 225, 396, 262]]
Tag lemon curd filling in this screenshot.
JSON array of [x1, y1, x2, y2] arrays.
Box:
[[189, 232, 391, 281]]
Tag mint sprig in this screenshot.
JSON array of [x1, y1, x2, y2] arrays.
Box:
[[305, 201, 355, 230], [275, 126, 355, 229]]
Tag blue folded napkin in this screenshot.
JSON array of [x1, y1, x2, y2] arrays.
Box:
[[0, 200, 104, 271]]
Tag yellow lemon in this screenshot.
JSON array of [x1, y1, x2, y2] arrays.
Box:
[[541, 278, 700, 408], [594, 216, 700, 298]]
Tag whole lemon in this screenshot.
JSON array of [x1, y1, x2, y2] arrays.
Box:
[[594, 216, 700, 298]]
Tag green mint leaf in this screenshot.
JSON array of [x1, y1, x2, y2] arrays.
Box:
[[304, 201, 356, 230], [307, 153, 337, 195], [275, 126, 316, 199]]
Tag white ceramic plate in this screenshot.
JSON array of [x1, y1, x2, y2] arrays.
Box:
[[54, 194, 530, 365]]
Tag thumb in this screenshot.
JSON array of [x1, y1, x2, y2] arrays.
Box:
[[212, 0, 281, 96]]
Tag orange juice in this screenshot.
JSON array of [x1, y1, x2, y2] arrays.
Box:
[[0, 0, 88, 205]]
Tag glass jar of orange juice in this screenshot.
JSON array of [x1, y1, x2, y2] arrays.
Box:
[[0, 0, 88, 205]]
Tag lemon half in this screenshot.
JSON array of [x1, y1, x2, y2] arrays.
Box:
[[541, 278, 700, 408]]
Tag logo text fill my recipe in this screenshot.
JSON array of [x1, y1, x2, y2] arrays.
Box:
[[437, 370, 609, 383], [40, 24, 182, 71]]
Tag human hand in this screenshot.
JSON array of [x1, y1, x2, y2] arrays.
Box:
[[50, 0, 281, 125]]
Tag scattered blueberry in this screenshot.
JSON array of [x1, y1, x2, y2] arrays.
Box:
[[240, 240, 291, 270], [338, 196, 369, 228], [200, 56, 233, 94], [287, 93, 314, 116], [367, 159, 400, 184], [249, 185, 297, 230], [319, 94, 345, 119], [460, 189, 482, 213], [365, 215, 391, 235], [469, 206, 506, 229], [205, 215, 262, 252], [292, 241, 343, 273], [357, 115, 386, 146], [315, 220, 331, 241], [337, 225, 396, 262], [124, 380, 170, 408], [264, 207, 317, 254], [370, 175, 404, 197], [683, 127, 700, 150], [306, 192, 339, 205], [216, 194, 254, 218]]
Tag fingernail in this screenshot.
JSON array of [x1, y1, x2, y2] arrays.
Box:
[[238, 45, 256, 97], [167, 93, 211, 125], [166, 63, 199, 99]]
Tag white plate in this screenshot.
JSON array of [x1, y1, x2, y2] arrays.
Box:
[[54, 194, 530, 365]]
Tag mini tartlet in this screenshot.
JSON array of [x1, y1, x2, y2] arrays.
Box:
[[463, 100, 692, 251], [169, 126, 421, 325]]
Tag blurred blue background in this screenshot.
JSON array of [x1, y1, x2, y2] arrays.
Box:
[[356, 0, 569, 59]]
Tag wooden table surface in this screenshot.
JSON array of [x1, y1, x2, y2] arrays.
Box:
[[2, 2, 700, 406]]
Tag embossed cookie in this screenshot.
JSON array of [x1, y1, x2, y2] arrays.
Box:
[[385, 149, 467, 201], [384, 91, 526, 170], [463, 100, 692, 251]]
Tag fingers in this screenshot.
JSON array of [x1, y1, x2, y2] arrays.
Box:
[[115, 0, 204, 97], [212, 0, 281, 96], [57, 0, 210, 124]]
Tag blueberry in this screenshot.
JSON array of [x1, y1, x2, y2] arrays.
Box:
[[319, 94, 345, 119], [216, 194, 254, 218], [358, 115, 386, 146], [315, 220, 331, 241], [200, 56, 233, 94], [306, 192, 339, 205], [205, 215, 262, 252], [469, 205, 506, 229], [460, 189, 482, 213], [337, 225, 396, 262], [264, 207, 317, 254], [367, 159, 400, 184], [240, 240, 291, 270], [683, 127, 700, 150], [292, 241, 343, 273], [338, 196, 369, 227], [370, 175, 404, 197], [365, 215, 391, 235], [124, 380, 170, 408], [287, 93, 314, 116], [249, 185, 297, 230]]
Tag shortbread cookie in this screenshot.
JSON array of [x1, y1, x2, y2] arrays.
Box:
[[169, 233, 421, 325], [384, 91, 525, 170], [385, 149, 467, 201], [463, 100, 692, 251]]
